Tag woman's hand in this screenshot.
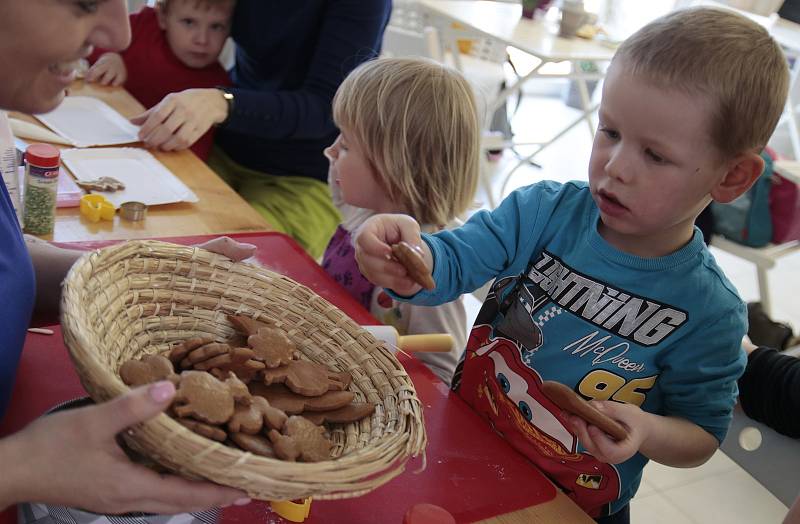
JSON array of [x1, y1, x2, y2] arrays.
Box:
[[354, 214, 430, 297], [131, 88, 228, 152], [195, 236, 257, 262], [2, 382, 250, 514], [85, 53, 127, 87]]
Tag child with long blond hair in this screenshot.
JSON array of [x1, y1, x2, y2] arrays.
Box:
[[321, 57, 480, 383]]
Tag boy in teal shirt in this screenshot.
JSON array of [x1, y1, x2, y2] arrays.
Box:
[[353, 7, 789, 521]]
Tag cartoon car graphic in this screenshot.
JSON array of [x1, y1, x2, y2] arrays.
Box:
[[477, 275, 550, 353], [456, 324, 621, 517]]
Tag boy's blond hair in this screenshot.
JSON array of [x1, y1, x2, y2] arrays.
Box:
[[614, 7, 788, 159], [332, 57, 480, 226]]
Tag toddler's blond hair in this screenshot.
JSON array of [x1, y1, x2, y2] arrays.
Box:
[[332, 57, 480, 226], [614, 7, 788, 159]]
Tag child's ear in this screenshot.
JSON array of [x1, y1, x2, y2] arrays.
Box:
[[155, 3, 168, 30], [710, 151, 765, 204]]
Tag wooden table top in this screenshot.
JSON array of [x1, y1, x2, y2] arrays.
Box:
[[479, 491, 594, 523], [14, 81, 270, 242]]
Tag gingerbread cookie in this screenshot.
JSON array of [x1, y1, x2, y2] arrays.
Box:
[[195, 347, 265, 382], [391, 241, 435, 291], [168, 336, 215, 365], [119, 354, 177, 387], [228, 395, 288, 434], [301, 402, 375, 425], [172, 371, 235, 425], [230, 432, 276, 458], [209, 360, 264, 382], [179, 342, 231, 369], [261, 360, 350, 397], [267, 429, 300, 461], [176, 418, 227, 442], [225, 333, 249, 349], [76, 176, 126, 192], [247, 327, 297, 368], [278, 416, 332, 462], [540, 381, 628, 441], [228, 314, 272, 337], [249, 383, 355, 414], [223, 372, 252, 406]]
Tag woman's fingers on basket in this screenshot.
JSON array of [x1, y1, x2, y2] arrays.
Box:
[[111, 467, 250, 514], [196, 236, 257, 261], [87, 381, 176, 436]]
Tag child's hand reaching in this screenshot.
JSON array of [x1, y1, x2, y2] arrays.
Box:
[[354, 214, 432, 296], [86, 52, 127, 87], [563, 401, 649, 465]]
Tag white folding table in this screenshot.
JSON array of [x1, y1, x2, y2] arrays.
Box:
[[418, 0, 615, 200]]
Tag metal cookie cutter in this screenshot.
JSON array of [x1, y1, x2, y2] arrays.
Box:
[[79, 194, 115, 223], [119, 201, 147, 221]]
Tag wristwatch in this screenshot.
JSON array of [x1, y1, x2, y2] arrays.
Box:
[[217, 87, 234, 125]]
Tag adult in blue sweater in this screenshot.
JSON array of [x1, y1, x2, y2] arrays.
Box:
[[0, 0, 256, 513], [133, 0, 393, 259]]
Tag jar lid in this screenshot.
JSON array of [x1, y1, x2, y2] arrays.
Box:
[[25, 143, 60, 168]]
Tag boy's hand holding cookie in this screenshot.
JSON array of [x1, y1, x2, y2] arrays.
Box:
[[86, 52, 127, 87], [354, 214, 434, 297], [563, 399, 649, 465]]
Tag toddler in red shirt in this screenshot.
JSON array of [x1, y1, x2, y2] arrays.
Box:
[[87, 0, 234, 160]]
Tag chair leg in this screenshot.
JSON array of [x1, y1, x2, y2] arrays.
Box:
[[480, 155, 497, 208], [757, 266, 772, 318]]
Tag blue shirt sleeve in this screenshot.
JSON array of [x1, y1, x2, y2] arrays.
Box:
[[655, 301, 747, 443], [400, 181, 573, 305]]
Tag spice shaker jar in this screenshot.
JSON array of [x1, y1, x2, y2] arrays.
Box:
[[22, 143, 60, 235]]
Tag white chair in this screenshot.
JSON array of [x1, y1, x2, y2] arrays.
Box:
[[710, 160, 800, 316]]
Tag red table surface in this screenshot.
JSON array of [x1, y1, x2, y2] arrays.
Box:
[[0, 232, 556, 524]]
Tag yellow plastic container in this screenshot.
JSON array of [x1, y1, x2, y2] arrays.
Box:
[[270, 498, 312, 522], [79, 194, 115, 223]]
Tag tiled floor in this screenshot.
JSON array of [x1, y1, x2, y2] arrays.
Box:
[[465, 79, 798, 523]]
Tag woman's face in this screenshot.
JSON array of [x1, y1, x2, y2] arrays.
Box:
[[0, 0, 130, 113]]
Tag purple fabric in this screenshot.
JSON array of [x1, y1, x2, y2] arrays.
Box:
[[322, 225, 375, 309]]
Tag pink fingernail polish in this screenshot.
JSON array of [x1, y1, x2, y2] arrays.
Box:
[[148, 381, 175, 403], [233, 497, 251, 506]]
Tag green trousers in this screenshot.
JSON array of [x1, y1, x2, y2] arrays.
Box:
[[208, 147, 340, 260]]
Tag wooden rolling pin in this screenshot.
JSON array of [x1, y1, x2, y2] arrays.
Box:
[[363, 325, 453, 353]]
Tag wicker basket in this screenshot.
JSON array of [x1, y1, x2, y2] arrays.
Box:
[[60, 240, 427, 501]]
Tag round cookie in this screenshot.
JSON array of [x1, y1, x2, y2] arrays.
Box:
[[391, 241, 435, 291]]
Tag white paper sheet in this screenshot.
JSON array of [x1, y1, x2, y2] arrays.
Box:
[[61, 148, 198, 207], [34, 96, 141, 148]]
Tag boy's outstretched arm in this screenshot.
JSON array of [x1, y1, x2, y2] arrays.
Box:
[[354, 214, 432, 297], [565, 401, 718, 467]]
